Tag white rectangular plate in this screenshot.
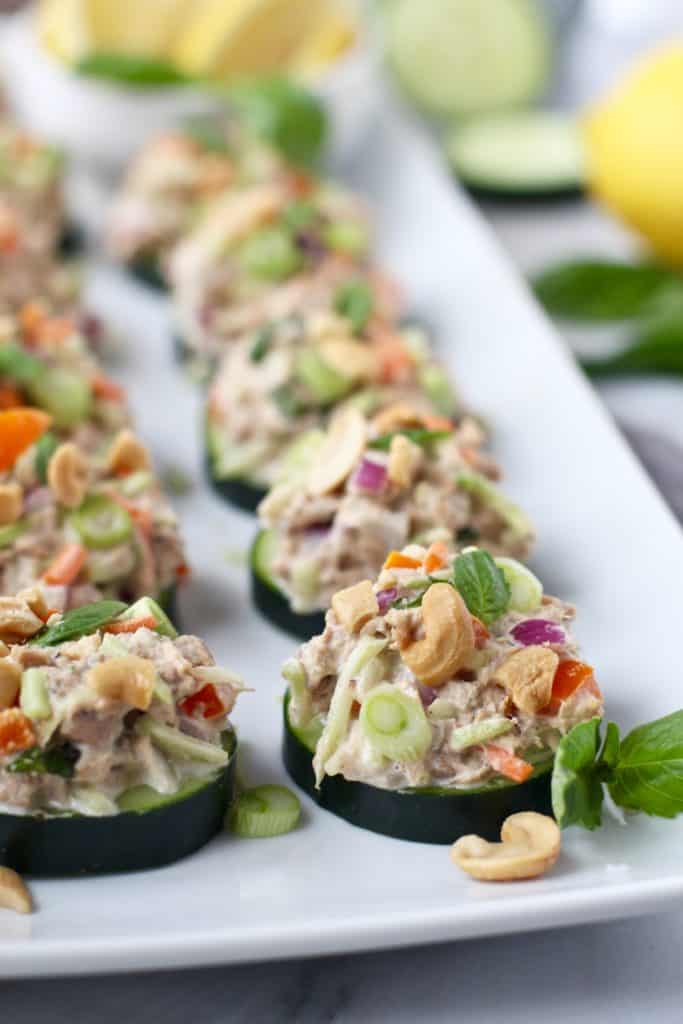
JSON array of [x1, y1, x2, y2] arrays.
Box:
[[2, 108, 683, 978]]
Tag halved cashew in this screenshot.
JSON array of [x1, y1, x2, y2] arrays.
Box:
[[307, 406, 366, 496], [47, 442, 89, 509], [107, 429, 151, 476], [17, 586, 49, 622], [331, 580, 379, 633], [0, 658, 21, 710], [0, 597, 44, 640], [87, 655, 156, 710], [450, 812, 561, 881], [0, 483, 22, 526], [319, 339, 379, 382], [372, 402, 425, 435], [399, 583, 474, 687], [494, 646, 559, 714], [387, 434, 422, 488], [0, 866, 32, 914]]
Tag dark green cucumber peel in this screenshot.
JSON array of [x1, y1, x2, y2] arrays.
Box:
[[58, 223, 85, 258], [283, 694, 553, 844], [126, 254, 167, 292], [0, 731, 237, 876], [205, 451, 266, 514], [157, 583, 179, 629], [250, 530, 325, 640]]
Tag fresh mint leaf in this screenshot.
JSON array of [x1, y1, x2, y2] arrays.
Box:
[[582, 314, 683, 378], [334, 280, 374, 334], [452, 549, 510, 625], [227, 78, 327, 167], [76, 52, 190, 88], [551, 717, 604, 829], [31, 600, 126, 647], [608, 710, 683, 818], [368, 428, 453, 452], [532, 260, 683, 322], [598, 720, 620, 772]]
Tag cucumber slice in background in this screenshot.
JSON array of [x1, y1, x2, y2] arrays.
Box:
[[446, 110, 585, 199], [386, 0, 551, 118], [250, 529, 325, 640], [0, 731, 237, 876], [283, 693, 553, 844]]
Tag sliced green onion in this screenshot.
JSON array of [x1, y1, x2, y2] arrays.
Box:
[[295, 348, 352, 405], [230, 784, 301, 838], [0, 342, 42, 383], [494, 557, 543, 613], [239, 226, 303, 281], [360, 683, 431, 761], [136, 716, 228, 766], [456, 470, 532, 542], [369, 428, 452, 452], [28, 367, 92, 428], [249, 324, 274, 363], [290, 557, 320, 610], [0, 519, 27, 548], [34, 431, 58, 484], [334, 279, 373, 334], [322, 220, 369, 256], [117, 596, 177, 638], [71, 495, 132, 550], [450, 716, 514, 752], [419, 364, 457, 416], [282, 657, 311, 725], [19, 667, 51, 721], [118, 470, 153, 497]]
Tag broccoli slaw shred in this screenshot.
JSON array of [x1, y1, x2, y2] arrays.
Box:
[[0, 598, 243, 817], [287, 544, 602, 792]]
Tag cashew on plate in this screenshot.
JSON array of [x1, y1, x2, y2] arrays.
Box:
[[0, 866, 32, 914], [450, 812, 561, 882]]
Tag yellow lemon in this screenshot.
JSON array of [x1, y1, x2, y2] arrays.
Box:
[[584, 43, 683, 267], [288, 5, 357, 78]]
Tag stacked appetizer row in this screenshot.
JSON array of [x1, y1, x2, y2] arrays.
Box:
[[101, 94, 683, 892]]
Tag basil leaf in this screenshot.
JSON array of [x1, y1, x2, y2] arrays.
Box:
[[8, 743, 79, 778], [75, 53, 190, 88], [227, 78, 327, 167], [598, 720, 620, 772], [452, 549, 510, 625], [582, 314, 683, 378], [334, 280, 374, 334], [532, 260, 683, 322], [551, 717, 604, 829], [369, 428, 453, 452], [32, 600, 127, 647], [608, 710, 683, 818]]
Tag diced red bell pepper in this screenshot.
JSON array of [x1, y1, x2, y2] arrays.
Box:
[[179, 683, 224, 720]]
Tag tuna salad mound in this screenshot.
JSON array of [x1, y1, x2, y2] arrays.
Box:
[[0, 418, 186, 611], [206, 289, 460, 500], [254, 404, 531, 627], [167, 176, 373, 365], [0, 305, 129, 450], [0, 596, 242, 873], [106, 121, 285, 282], [283, 544, 603, 842]]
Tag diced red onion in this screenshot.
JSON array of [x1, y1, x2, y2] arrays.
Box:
[[303, 523, 331, 539], [377, 587, 398, 614], [23, 487, 53, 515], [511, 619, 566, 646], [352, 457, 387, 492], [418, 684, 437, 707]]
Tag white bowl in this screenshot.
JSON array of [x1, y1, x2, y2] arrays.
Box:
[[0, 10, 381, 173]]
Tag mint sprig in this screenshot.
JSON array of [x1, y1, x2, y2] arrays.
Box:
[[452, 549, 510, 625], [531, 259, 683, 322], [552, 712, 683, 828], [31, 600, 127, 647]]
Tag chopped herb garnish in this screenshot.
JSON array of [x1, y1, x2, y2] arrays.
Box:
[[249, 325, 274, 363], [452, 549, 510, 625], [283, 200, 319, 232], [31, 600, 127, 647], [334, 280, 374, 334], [271, 383, 309, 419], [34, 431, 58, 484], [0, 343, 43, 384], [368, 428, 453, 452], [456, 526, 480, 544], [8, 742, 80, 778]]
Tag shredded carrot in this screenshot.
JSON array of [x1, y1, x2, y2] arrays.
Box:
[[423, 540, 448, 574], [110, 494, 153, 536], [0, 385, 23, 410], [471, 617, 490, 647], [35, 317, 74, 346], [0, 407, 51, 471], [485, 744, 534, 783], [423, 414, 454, 432], [92, 373, 125, 403], [383, 551, 422, 570], [105, 616, 157, 634], [0, 708, 35, 754], [175, 562, 191, 580], [19, 301, 47, 342], [42, 543, 87, 586]]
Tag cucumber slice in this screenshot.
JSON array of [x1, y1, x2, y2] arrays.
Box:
[[250, 529, 325, 640], [283, 693, 552, 844], [447, 111, 585, 199], [0, 732, 237, 876], [387, 0, 551, 118], [205, 432, 266, 514]]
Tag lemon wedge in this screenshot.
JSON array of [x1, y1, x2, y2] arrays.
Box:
[[289, 4, 357, 77]]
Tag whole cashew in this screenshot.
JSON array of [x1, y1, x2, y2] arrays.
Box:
[[88, 655, 156, 710], [47, 442, 89, 509], [399, 583, 474, 687], [0, 866, 32, 914], [494, 646, 559, 714], [450, 812, 561, 882]]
